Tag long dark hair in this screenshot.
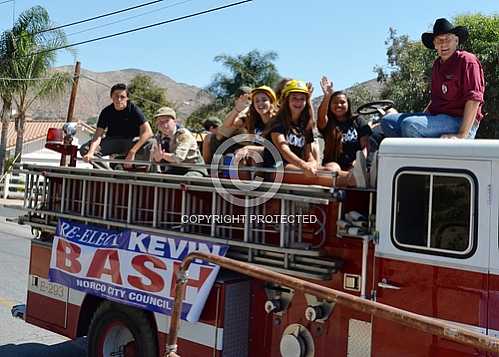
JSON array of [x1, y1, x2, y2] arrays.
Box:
[[268, 93, 313, 138], [327, 91, 354, 123], [322, 91, 356, 165]]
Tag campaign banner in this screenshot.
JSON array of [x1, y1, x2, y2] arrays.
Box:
[[48, 219, 228, 322]]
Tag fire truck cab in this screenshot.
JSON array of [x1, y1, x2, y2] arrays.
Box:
[[14, 137, 499, 357], [374, 138, 498, 356]]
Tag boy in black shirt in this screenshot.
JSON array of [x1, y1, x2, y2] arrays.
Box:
[[80, 83, 153, 168]]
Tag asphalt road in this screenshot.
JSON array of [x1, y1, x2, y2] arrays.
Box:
[[0, 205, 87, 357]]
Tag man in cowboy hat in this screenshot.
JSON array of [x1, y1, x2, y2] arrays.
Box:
[[381, 18, 485, 139]]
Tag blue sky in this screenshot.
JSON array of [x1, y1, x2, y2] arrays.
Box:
[[0, 0, 496, 97]]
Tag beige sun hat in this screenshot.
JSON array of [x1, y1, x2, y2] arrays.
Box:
[[154, 106, 176, 120]]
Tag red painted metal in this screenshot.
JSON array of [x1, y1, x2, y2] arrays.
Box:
[[21, 168, 499, 357], [166, 252, 499, 356], [373, 257, 489, 356]]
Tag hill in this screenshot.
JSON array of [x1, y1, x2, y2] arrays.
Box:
[[29, 66, 213, 123], [312, 78, 384, 109]]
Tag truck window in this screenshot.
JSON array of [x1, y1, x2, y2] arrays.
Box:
[[393, 171, 474, 256]]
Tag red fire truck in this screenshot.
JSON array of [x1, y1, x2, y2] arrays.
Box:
[[11, 123, 499, 356]]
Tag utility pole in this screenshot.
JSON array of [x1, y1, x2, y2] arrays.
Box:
[[66, 61, 81, 123]]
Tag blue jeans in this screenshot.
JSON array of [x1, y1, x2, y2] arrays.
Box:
[[381, 112, 479, 139]]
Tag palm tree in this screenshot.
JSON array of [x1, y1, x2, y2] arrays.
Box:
[[208, 49, 280, 104], [0, 32, 15, 174], [1, 6, 72, 161], [186, 50, 280, 127], [0, 97, 12, 175]]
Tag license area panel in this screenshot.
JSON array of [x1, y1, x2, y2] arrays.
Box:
[[26, 240, 68, 329]]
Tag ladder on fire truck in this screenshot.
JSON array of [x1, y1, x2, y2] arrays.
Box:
[[17, 163, 356, 280]]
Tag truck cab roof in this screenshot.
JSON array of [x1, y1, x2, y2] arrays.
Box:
[[380, 138, 499, 160]]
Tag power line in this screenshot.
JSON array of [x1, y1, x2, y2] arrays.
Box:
[[29, 0, 252, 57], [0, 0, 13, 5], [9, 0, 167, 46], [66, 0, 196, 38], [35, 0, 166, 35], [0, 76, 56, 81], [81, 74, 166, 108], [0, 0, 252, 67], [0, 73, 167, 107]]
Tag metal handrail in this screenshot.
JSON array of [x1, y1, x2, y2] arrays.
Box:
[[165, 252, 499, 356], [18, 169, 331, 205], [83, 157, 342, 178], [16, 163, 338, 198]]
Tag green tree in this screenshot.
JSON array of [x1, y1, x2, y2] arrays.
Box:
[[208, 49, 280, 101], [347, 84, 380, 113], [376, 14, 499, 138], [187, 49, 281, 129], [86, 116, 98, 126], [454, 14, 499, 138], [375, 27, 433, 113], [127, 74, 172, 130], [185, 101, 221, 131], [0, 6, 72, 161]]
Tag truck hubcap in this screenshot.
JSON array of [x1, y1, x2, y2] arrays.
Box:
[[98, 321, 135, 357]]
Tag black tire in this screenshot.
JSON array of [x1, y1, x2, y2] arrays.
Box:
[[87, 301, 158, 357]]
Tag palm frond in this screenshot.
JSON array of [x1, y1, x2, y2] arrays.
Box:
[[25, 71, 71, 108]]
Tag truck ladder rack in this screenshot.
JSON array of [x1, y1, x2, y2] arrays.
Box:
[[18, 164, 343, 280]]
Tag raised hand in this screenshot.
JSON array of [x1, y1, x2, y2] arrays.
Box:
[[320, 76, 333, 95], [306, 82, 314, 96], [152, 143, 164, 162], [234, 93, 251, 113]]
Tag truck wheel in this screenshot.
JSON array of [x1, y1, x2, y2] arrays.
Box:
[[88, 301, 158, 357]]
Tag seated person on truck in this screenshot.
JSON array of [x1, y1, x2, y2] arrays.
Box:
[[80, 83, 154, 168], [203, 117, 221, 134], [228, 85, 278, 162], [276, 77, 321, 162], [151, 107, 208, 177], [381, 18, 485, 139], [203, 86, 252, 163], [263, 79, 367, 188], [201, 116, 222, 162], [317, 76, 372, 185]]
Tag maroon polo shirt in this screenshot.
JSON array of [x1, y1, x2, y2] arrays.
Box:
[[428, 50, 485, 121]]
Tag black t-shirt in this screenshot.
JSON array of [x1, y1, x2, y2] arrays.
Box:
[[263, 122, 314, 167], [97, 101, 146, 138], [240, 115, 266, 137], [253, 117, 265, 137], [320, 116, 371, 169]]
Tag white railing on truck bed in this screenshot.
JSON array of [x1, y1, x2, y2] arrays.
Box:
[[17, 164, 347, 280]]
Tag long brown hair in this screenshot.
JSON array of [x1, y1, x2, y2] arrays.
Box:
[[268, 93, 314, 138], [245, 95, 277, 134]]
